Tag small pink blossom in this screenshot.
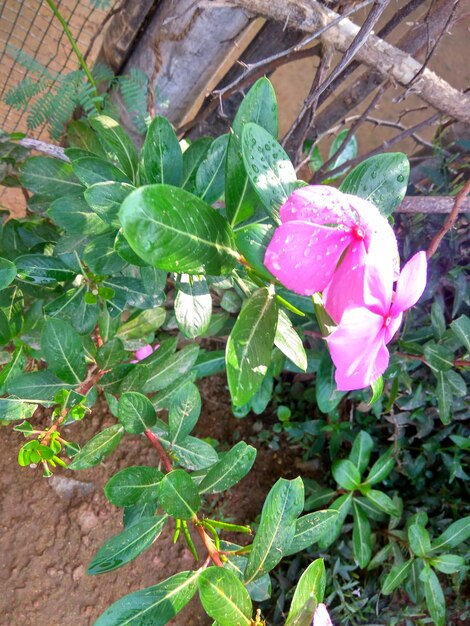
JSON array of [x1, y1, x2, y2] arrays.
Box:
[[131, 343, 160, 363], [264, 185, 398, 322], [326, 249, 427, 391], [313, 603, 334, 626]]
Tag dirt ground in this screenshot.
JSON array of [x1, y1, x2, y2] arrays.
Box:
[[0, 376, 303, 626]]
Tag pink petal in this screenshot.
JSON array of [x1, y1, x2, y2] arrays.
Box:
[[280, 185, 353, 227], [326, 307, 389, 391], [264, 221, 352, 295], [323, 241, 367, 323], [313, 603, 334, 626], [391, 251, 427, 315], [134, 344, 154, 361], [362, 239, 394, 316], [384, 310, 403, 344]]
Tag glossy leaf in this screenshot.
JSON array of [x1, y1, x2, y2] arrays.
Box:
[[364, 448, 395, 485], [84, 181, 135, 227], [69, 424, 124, 470], [174, 274, 212, 339], [274, 309, 307, 372], [349, 430, 374, 474], [140, 116, 182, 186], [352, 499, 372, 568], [89, 115, 138, 183], [430, 517, 470, 552], [105, 465, 164, 507], [19, 156, 84, 197], [15, 254, 76, 286], [332, 459, 361, 490], [7, 370, 73, 403], [119, 185, 238, 274], [144, 343, 200, 394], [318, 493, 353, 550], [72, 156, 131, 186], [198, 567, 252, 626], [340, 152, 409, 217], [87, 516, 167, 575], [195, 134, 229, 204], [315, 351, 346, 415], [158, 469, 200, 520], [364, 489, 400, 517], [41, 318, 86, 384], [168, 382, 201, 443], [234, 223, 276, 282], [118, 392, 157, 434], [159, 433, 218, 471], [382, 560, 413, 595], [285, 559, 325, 626], [182, 137, 213, 192], [0, 257, 16, 289], [244, 477, 304, 582], [48, 194, 109, 235], [94, 571, 199, 626], [0, 398, 38, 422], [241, 122, 297, 222], [199, 441, 256, 494], [421, 565, 445, 626], [226, 287, 278, 407], [284, 510, 338, 556]]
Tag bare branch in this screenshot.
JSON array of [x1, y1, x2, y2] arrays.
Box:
[[399, 196, 470, 214], [18, 138, 69, 162], [426, 178, 470, 258]]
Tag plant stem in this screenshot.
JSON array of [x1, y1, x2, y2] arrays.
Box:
[[44, 0, 100, 106], [144, 429, 173, 473]]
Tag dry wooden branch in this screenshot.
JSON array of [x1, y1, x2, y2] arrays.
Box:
[[18, 138, 69, 162], [426, 178, 470, 258], [227, 0, 470, 123], [399, 196, 470, 214]]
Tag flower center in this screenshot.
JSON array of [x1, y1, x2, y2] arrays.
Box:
[[383, 315, 392, 327], [352, 225, 366, 240]]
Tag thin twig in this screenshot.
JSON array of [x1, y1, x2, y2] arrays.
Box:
[[426, 177, 470, 259], [18, 138, 69, 161], [144, 429, 173, 473]]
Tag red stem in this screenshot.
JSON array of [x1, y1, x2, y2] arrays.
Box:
[[144, 429, 173, 473]]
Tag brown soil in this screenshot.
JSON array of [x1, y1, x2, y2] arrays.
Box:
[[0, 375, 302, 626]]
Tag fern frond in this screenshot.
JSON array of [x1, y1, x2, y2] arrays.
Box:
[[4, 76, 50, 109], [5, 45, 54, 80], [92, 62, 115, 86], [117, 68, 150, 134], [26, 91, 57, 130]]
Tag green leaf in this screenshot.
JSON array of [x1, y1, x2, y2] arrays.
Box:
[[45, 286, 99, 335], [118, 392, 156, 434], [285, 559, 325, 626], [234, 223, 276, 282], [0, 309, 11, 345], [284, 510, 338, 556], [274, 309, 307, 372], [352, 499, 372, 568], [382, 560, 413, 595], [41, 318, 86, 384], [174, 274, 212, 339], [195, 134, 229, 204], [332, 459, 361, 490], [315, 351, 346, 414], [198, 567, 252, 626], [7, 370, 73, 403], [0, 398, 38, 422], [226, 77, 279, 226], [67, 120, 107, 157], [424, 342, 454, 372], [83, 232, 127, 275], [116, 308, 166, 343], [364, 489, 400, 517], [223, 554, 271, 602], [318, 493, 353, 550], [327, 129, 357, 178], [0, 346, 26, 394], [72, 156, 131, 186], [69, 424, 124, 470], [119, 364, 149, 394], [408, 523, 431, 557], [226, 287, 278, 406], [430, 517, 470, 552], [349, 431, 373, 474], [84, 181, 135, 227], [182, 137, 213, 192], [168, 382, 201, 443], [48, 194, 109, 235], [241, 122, 297, 222], [105, 465, 164, 507], [89, 115, 138, 183], [199, 441, 256, 494], [194, 349, 226, 379], [244, 477, 304, 582], [159, 433, 218, 471], [19, 156, 83, 197], [445, 370, 467, 397], [140, 116, 182, 186], [15, 254, 76, 285], [339, 152, 409, 217], [144, 343, 200, 394], [96, 337, 126, 370], [435, 370, 453, 425], [0, 257, 16, 289], [431, 553, 466, 574], [87, 516, 166, 575], [119, 184, 238, 274], [450, 314, 470, 351], [94, 570, 199, 626], [421, 565, 446, 626], [364, 448, 395, 485], [158, 469, 200, 520]]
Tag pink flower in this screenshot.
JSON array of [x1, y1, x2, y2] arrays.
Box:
[[131, 343, 160, 363], [264, 186, 398, 322], [313, 603, 334, 626], [326, 249, 427, 391]]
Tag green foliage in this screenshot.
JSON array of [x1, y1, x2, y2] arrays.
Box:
[[0, 73, 468, 626]]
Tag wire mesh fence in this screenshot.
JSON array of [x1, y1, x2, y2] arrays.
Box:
[[0, 0, 112, 211]]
